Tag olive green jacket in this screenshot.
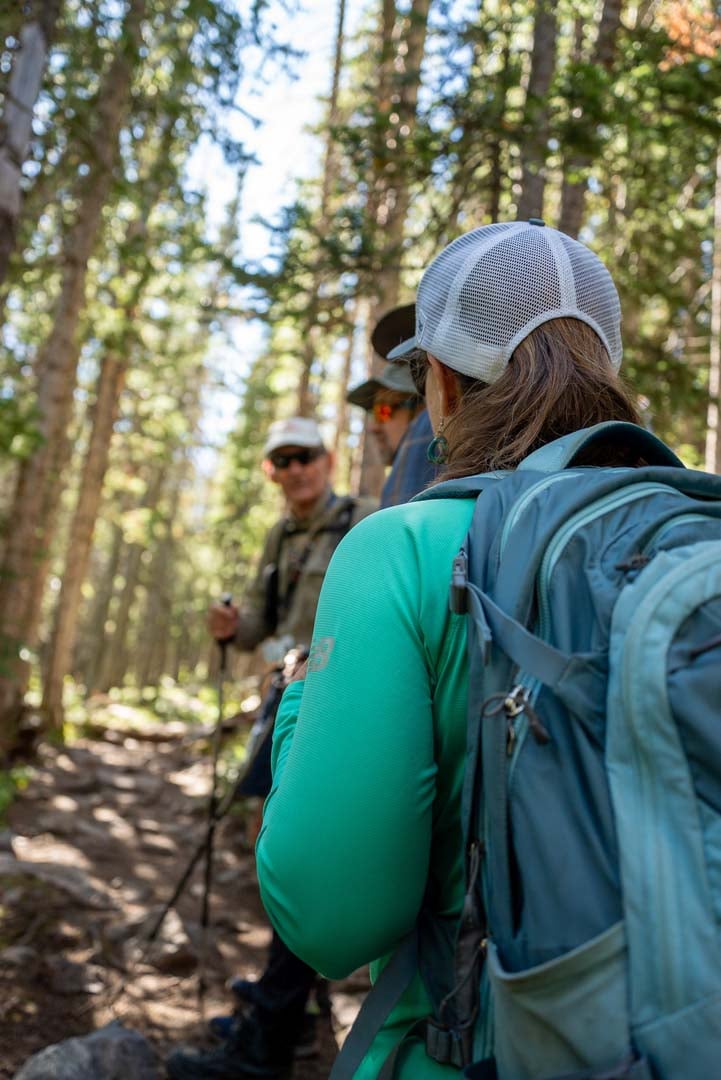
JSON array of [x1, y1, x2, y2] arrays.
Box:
[[235, 490, 377, 652]]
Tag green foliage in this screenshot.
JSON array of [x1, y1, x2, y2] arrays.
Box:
[[0, 766, 30, 825], [1, 0, 721, 722]]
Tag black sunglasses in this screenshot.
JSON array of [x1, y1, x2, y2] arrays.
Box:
[[269, 446, 325, 470]]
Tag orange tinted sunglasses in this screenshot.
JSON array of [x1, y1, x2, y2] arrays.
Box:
[[372, 398, 416, 423]]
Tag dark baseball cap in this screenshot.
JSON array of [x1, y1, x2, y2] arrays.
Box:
[[346, 361, 417, 411], [371, 303, 416, 360]]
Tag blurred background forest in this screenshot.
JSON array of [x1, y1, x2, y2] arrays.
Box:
[[1, 0, 721, 757]]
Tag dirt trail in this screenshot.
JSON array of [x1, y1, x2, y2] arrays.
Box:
[[0, 722, 367, 1077]]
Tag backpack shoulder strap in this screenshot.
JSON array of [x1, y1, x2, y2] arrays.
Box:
[[328, 932, 418, 1080], [412, 472, 508, 503], [518, 422, 684, 473]]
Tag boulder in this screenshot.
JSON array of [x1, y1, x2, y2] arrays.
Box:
[[13, 1021, 160, 1079], [0, 828, 17, 854]]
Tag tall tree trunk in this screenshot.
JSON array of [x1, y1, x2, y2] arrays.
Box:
[[0, 0, 62, 288], [134, 480, 181, 688], [296, 0, 347, 415], [368, 0, 432, 328], [77, 517, 125, 691], [333, 310, 357, 489], [96, 465, 165, 693], [559, 0, 624, 237], [97, 542, 143, 692], [704, 145, 721, 473], [41, 355, 126, 728], [516, 0, 558, 222], [39, 117, 180, 726], [487, 30, 512, 223], [0, 0, 146, 734], [357, 0, 432, 496]]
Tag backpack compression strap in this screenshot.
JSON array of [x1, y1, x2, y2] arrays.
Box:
[[452, 552, 607, 713], [518, 422, 684, 473]]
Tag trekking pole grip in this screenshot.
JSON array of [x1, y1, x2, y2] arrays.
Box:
[[218, 592, 233, 675]]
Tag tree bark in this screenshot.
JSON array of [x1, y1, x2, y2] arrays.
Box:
[[41, 355, 126, 728], [333, 310, 357, 489], [95, 464, 165, 693], [704, 145, 721, 473], [516, 0, 558, 222], [76, 517, 125, 691], [0, 0, 62, 288], [134, 479, 181, 688], [96, 542, 144, 693], [369, 0, 432, 327], [296, 0, 347, 415], [487, 31, 512, 224], [0, 0, 146, 732], [559, 0, 624, 237], [38, 115, 181, 725], [357, 0, 432, 496]]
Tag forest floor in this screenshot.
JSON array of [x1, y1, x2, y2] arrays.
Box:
[[0, 697, 368, 1078]]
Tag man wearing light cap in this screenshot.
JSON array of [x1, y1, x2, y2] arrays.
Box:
[[208, 416, 376, 657], [168, 418, 375, 1080], [348, 304, 437, 507]]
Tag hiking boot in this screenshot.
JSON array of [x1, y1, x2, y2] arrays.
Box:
[[207, 1013, 237, 1042], [165, 1043, 291, 1080], [230, 976, 261, 1005], [166, 1012, 292, 1080], [207, 1010, 319, 1060]]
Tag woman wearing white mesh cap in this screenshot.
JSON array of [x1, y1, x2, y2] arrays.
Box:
[[256, 221, 649, 1080]]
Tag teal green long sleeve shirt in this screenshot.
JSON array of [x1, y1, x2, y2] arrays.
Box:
[[256, 496, 477, 1077]]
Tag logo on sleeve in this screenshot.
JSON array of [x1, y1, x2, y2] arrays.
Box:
[[307, 636, 335, 672]]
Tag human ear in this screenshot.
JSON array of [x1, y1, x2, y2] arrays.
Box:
[[262, 459, 280, 484], [427, 354, 462, 417]]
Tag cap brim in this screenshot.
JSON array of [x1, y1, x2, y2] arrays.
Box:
[[371, 304, 416, 359], [386, 336, 417, 361], [346, 378, 383, 411], [263, 434, 326, 456]]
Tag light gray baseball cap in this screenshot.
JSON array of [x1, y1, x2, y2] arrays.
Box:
[[263, 417, 325, 457], [387, 220, 622, 383], [346, 361, 418, 412]]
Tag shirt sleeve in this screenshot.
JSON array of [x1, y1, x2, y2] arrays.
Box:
[[256, 506, 438, 979]]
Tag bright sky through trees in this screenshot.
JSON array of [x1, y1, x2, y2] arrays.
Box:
[[2, 0, 721, 737], [188, 0, 364, 448]]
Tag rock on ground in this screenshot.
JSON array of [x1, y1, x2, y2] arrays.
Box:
[[13, 1021, 161, 1079]]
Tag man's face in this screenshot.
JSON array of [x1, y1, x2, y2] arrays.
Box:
[[369, 392, 415, 466], [266, 445, 332, 516]]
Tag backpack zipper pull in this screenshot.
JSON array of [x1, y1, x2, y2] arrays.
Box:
[[503, 685, 551, 749], [523, 696, 551, 746], [481, 686, 551, 753]]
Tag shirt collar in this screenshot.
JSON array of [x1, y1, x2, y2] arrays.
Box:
[[286, 487, 336, 531]]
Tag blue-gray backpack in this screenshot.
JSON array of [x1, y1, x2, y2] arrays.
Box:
[[331, 421, 721, 1080]]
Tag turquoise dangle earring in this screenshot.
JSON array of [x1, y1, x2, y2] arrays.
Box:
[[427, 416, 449, 465]]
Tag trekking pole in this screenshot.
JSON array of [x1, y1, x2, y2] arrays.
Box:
[[197, 593, 234, 1017], [142, 661, 281, 952]]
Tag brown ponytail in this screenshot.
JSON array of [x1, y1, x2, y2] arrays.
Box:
[[439, 318, 642, 479]]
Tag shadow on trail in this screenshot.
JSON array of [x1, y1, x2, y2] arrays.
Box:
[[1, 720, 364, 1077]]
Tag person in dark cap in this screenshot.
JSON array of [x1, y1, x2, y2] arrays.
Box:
[[348, 304, 437, 506]]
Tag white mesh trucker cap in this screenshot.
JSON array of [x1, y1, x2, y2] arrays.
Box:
[[387, 220, 622, 384]]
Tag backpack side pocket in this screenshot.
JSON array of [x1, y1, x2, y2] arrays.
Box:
[[607, 542, 721, 1078], [488, 921, 631, 1080]]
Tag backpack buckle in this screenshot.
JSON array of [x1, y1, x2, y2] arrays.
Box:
[[426, 1016, 475, 1069]]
